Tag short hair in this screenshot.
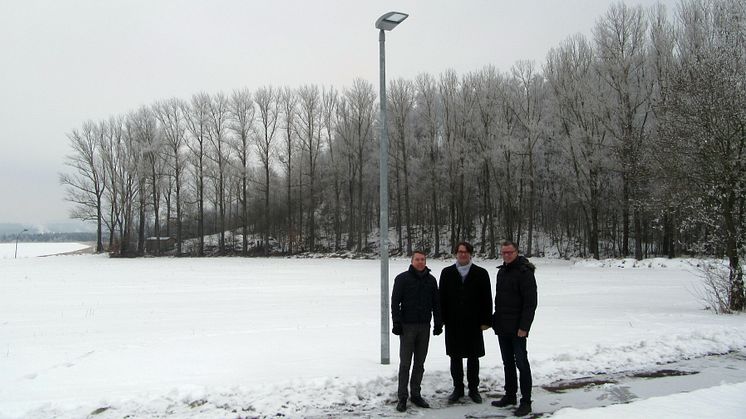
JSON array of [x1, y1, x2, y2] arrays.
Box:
[[411, 250, 427, 259], [454, 241, 473, 255], [501, 240, 519, 252]]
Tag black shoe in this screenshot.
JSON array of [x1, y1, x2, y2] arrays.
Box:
[[447, 387, 464, 404], [514, 402, 532, 417], [491, 395, 517, 407], [396, 399, 407, 412], [468, 389, 482, 403], [410, 395, 430, 408]]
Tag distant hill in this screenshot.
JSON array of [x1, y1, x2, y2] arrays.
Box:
[[0, 221, 97, 242], [0, 231, 97, 243]]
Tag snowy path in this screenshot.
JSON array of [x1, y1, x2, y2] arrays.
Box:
[[397, 349, 746, 418]]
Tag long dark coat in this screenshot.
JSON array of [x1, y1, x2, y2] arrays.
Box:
[[492, 256, 538, 336], [439, 263, 493, 358]]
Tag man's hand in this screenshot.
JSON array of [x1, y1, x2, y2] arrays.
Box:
[[433, 326, 443, 336], [392, 323, 403, 335], [480, 324, 491, 331], [517, 329, 528, 337]]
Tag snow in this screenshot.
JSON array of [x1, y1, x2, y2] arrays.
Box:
[[551, 381, 746, 418], [0, 242, 89, 259], [0, 253, 745, 418]]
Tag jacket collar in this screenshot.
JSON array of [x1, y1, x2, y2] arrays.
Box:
[[408, 264, 431, 276]]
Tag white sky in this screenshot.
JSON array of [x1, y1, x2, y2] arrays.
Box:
[[0, 0, 663, 227]]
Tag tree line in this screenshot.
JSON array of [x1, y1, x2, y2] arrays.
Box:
[[62, 1, 743, 307]]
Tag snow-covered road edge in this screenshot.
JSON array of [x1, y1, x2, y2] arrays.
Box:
[[550, 380, 746, 418]]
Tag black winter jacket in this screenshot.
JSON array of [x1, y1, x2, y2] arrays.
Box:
[[391, 265, 442, 327], [493, 256, 538, 336]]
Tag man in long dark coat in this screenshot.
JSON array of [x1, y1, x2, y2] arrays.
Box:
[[439, 241, 493, 404]]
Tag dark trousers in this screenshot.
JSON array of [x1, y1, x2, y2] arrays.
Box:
[[449, 356, 480, 391], [497, 335, 532, 403], [398, 323, 431, 400]]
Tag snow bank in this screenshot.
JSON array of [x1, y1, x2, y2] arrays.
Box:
[[550, 381, 746, 418]]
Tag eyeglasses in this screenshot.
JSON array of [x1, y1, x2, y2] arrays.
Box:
[[501, 250, 516, 255]]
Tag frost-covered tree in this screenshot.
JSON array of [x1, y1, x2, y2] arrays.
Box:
[[413, 73, 443, 255], [388, 78, 416, 255], [658, 0, 746, 310], [593, 2, 653, 259], [545, 34, 610, 259], [507, 60, 548, 256]]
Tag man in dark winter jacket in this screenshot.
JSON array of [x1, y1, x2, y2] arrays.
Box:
[[391, 250, 442, 412], [491, 240, 538, 417], [439, 241, 492, 404]]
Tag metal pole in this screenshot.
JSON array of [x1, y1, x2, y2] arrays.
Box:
[[379, 28, 390, 365], [14, 229, 27, 259], [14, 233, 21, 259]]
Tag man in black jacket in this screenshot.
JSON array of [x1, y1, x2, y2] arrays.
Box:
[[491, 240, 538, 417], [439, 241, 493, 404], [391, 250, 442, 412]]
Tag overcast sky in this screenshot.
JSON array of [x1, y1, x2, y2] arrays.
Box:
[[0, 0, 663, 228]]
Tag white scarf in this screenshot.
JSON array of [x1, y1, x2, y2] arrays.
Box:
[[456, 262, 472, 281]]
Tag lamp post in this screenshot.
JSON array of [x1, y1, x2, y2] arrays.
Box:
[[375, 11, 408, 365], [14, 229, 28, 259]]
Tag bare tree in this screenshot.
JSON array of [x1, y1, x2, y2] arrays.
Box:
[[183, 93, 211, 256], [207, 92, 231, 254], [337, 79, 376, 251], [129, 107, 161, 255], [228, 88, 255, 255], [321, 86, 341, 250], [296, 85, 324, 251], [254, 86, 280, 255], [278, 87, 298, 253], [99, 117, 124, 250], [60, 121, 106, 252], [154, 98, 187, 255], [115, 116, 141, 256]]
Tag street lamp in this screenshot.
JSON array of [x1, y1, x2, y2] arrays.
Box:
[[14, 229, 28, 259], [376, 11, 408, 365]]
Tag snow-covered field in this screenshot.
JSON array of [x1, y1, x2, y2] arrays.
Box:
[[0, 242, 90, 259], [1, 253, 745, 418]]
